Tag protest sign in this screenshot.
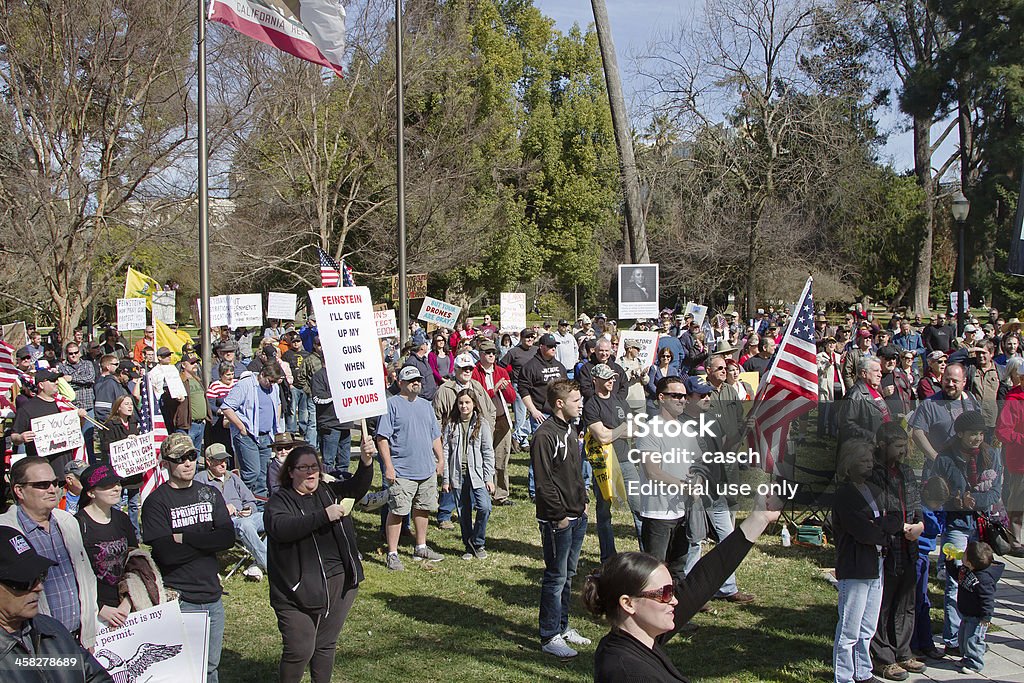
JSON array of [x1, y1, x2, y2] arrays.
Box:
[[684, 302, 709, 327], [390, 273, 428, 301], [1, 321, 27, 349], [95, 601, 198, 683], [949, 291, 970, 314], [500, 293, 527, 332], [152, 291, 176, 324], [267, 292, 298, 321], [30, 411, 84, 458], [181, 612, 210, 683], [309, 287, 387, 422], [207, 294, 262, 329], [117, 298, 148, 331], [617, 263, 660, 320], [109, 433, 157, 478], [374, 308, 398, 338], [616, 331, 660, 368], [417, 296, 461, 328], [740, 371, 761, 394], [208, 295, 229, 327]]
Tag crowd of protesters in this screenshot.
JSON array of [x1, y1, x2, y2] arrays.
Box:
[[0, 300, 1022, 682]]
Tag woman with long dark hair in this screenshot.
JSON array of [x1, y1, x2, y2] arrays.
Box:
[[101, 394, 143, 535], [264, 441, 375, 682], [441, 389, 495, 560]]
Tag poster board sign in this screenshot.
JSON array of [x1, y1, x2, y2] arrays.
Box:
[[391, 273, 429, 301], [109, 433, 157, 478], [117, 298, 148, 331], [949, 291, 970, 315], [740, 371, 762, 394], [181, 612, 210, 683], [208, 296, 229, 328], [95, 601, 198, 683], [152, 291, 176, 324], [417, 297, 461, 329], [500, 293, 527, 333], [616, 331, 660, 368], [267, 292, 298, 321], [226, 293, 263, 328], [30, 411, 84, 458], [1, 321, 27, 349], [617, 263, 660, 320], [374, 308, 398, 338], [309, 287, 388, 422], [684, 302, 709, 327]]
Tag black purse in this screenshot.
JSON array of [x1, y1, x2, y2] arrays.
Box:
[[978, 513, 1014, 556]]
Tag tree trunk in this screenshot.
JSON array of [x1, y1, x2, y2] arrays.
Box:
[[591, 0, 649, 264], [910, 114, 934, 315]]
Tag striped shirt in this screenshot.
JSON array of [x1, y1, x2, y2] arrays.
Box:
[[17, 508, 81, 633]]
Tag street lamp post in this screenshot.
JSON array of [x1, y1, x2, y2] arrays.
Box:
[[951, 190, 970, 338]]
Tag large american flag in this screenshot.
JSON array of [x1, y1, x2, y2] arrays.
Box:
[[139, 371, 169, 500], [317, 247, 341, 287], [746, 277, 818, 474], [0, 341, 16, 393]]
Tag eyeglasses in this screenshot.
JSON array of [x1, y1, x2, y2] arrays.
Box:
[[635, 583, 675, 604], [661, 392, 686, 400], [292, 464, 319, 473], [16, 479, 61, 490], [1, 570, 49, 593], [164, 452, 199, 464]]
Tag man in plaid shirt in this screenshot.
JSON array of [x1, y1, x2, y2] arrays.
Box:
[[57, 341, 97, 461]]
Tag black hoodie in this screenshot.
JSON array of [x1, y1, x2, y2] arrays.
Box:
[[531, 415, 586, 522]]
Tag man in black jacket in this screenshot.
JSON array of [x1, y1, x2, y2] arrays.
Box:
[[0, 526, 112, 683], [575, 338, 628, 402], [837, 358, 889, 446], [532, 379, 589, 660], [519, 334, 568, 428]]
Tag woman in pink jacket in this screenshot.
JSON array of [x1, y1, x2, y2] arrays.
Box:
[[995, 356, 1024, 557]]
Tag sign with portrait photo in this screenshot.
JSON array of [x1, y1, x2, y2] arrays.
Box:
[[617, 263, 659, 320]]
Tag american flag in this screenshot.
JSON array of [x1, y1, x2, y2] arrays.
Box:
[[0, 341, 16, 393], [746, 277, 818, 474], [341, 259, 355, 287], [317, 247, 341, 287], [138, 371, 169, 500]]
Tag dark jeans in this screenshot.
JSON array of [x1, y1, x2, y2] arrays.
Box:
[[452, 478, 491, 552], [233, 431, 273, 498], [318, 428, 351, 474], [641, 516, 690, 579], [911, 554, 935, 652], [538, 514, 587, 643], [871, 564, 917, 665], [275, 575, 358, 683]]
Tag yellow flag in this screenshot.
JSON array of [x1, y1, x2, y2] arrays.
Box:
[[124, 266, 161, 309], [154, 319, 187, 363]]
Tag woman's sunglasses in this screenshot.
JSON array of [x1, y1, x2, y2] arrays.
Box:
[[635, 584, 675, 604]]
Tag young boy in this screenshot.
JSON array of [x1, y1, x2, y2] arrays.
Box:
[[912, 476, 947, 660], [956, 541, 1003, 674]]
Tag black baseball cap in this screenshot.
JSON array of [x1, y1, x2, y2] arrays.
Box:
[[537, 333, 558, 347], [0, 526, 55, 587]]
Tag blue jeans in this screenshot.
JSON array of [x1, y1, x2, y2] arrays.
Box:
[[318, 428, 351, 474], [232, 432, 273, 499], [512, 391, 529, 445], [289, 388, 316, 447], [942, 528, 972, 648], [834, 570, 884, 683], [120, 488, 140, 538], [958, 615, 987, 671], [452, 479, 491, 552], [538, 514, 587, 643], [683, 497, 739, 597], [180, 421, 205, 455], [438, 489, 456, 523], [180, 598, 225, 683], [911, 554, 935, 652], [233, 513, 266, 571], [82, 408, 96, 463]]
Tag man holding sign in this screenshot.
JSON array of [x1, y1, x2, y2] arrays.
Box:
[[10, 369, 86, 475]]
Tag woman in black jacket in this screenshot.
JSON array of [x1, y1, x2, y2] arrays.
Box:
[[832, 439, 906, 683], [100, 394, 144, 536], [264, 440, 375, 683], [582, 496, 782, 682]]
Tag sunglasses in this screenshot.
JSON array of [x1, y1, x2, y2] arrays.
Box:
[[661, 392, 686, 400], [635, 583, 675, 604], [165, 452, 199, 464], [1, 570, 49, 593], [17, 479, 61, 490]]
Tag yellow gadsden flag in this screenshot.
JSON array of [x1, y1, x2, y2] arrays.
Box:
[[154, 319, 191, 363], [124, 267, 161, 310]]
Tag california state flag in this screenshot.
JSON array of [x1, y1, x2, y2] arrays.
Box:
[[209, 0, 346, 76]]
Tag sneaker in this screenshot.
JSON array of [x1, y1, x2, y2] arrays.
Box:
[[875, 663, 908, 681], [242, 566, 263, 582], [494, 498, 514, 506], [897, 658, 926, 674], [438, 520, 456, 530], [474, 549, 488, 559], [413, 546, 444, 562], [386, 553, 405, 571], [561, 628, 591, 646], [917, 648, 944, 660], [959, 665, 981, 675], [356, 489, 389, 512], [541, 634, 577, 659], [461, 552, 476, 560], [943, 645, 961, 658]]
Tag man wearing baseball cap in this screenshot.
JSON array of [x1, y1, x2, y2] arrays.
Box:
[[196, 443, 266, 581], [10, 369, 87, 476], [841, 328, 875, 391], [142, 432, 234, 683], [0, 526, 112, 681], [519, 334, 569, 430], [472, 339, 517, 504]]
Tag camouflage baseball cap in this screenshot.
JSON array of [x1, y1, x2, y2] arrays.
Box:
[[160, 432, 197, 461]]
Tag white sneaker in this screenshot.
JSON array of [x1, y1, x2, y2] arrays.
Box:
[[541, 634, 577, 659], [561, 628, 591, 646], [243, 566, 263, 581], [357, 489, 389, 512]]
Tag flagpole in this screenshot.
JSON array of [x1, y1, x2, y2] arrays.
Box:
[[396, 0, 408, 347], [198, 0, 212, 387]]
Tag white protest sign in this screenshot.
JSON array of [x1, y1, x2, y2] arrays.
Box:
[[152, 291, 176, 324], [616, 331, 660, 368], [684, 302, 709, 327], [949, 291, 970, 314], [30, 411, 84, 458], [267, 292, 298, 321], [109, 433, 157, 478], [181, 612, 210, 683], [500, 293, 527, 332], [417, 296, 461, 329], [226, 293, 263, 328], [374, 308, 398, 338], [95, 601, 198, 683], [117, 298, 148, 331], [309, 287, 388, 422], [208, 295, 229, 327]]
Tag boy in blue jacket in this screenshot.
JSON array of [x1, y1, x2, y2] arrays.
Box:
[[912, 476, 947, 659], [956, 541, 1003, 674]]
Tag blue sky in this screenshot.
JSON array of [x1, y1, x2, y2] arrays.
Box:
[[533, 0, 949, 174]]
